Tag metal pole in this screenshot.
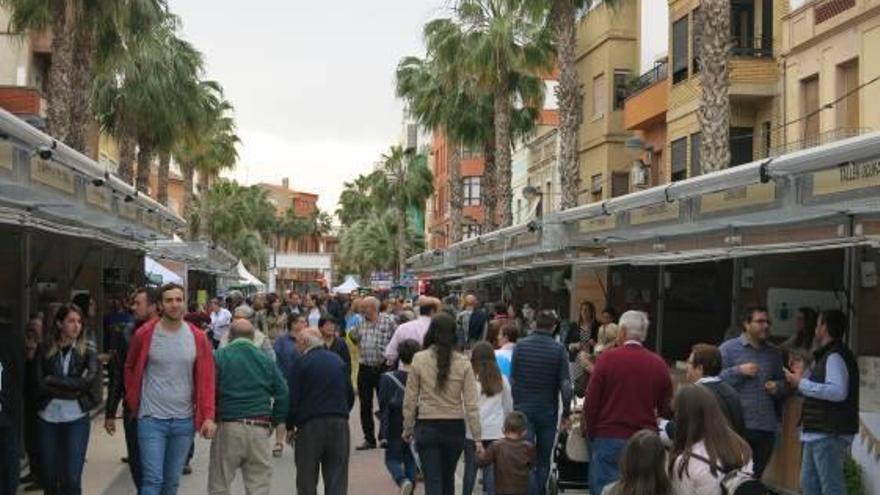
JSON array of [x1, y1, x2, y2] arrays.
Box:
[[656, 265, 665, 356]]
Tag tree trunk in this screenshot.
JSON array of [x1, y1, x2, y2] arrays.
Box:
[[448, 140, 464, 243], [494, 85, 513, 228], [45, 0, 76, 142], [697, 0, 732, 174], [68, 24, 95, 155], [157, 151, 171, 206], [197, 170, 210, 194], [181, 160, 196, 238], [397, 202, 407, 282], [556, 0, 583, 210], [135, 142, 153, 194], [482, 139, 497, 232], [116, 134, 136, 184]]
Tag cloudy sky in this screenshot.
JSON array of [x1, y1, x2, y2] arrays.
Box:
[[169, 0, 667, 213]]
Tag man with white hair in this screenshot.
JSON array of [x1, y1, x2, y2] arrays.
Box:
[[348, 296, 397, 450], [583, 310, 672, 495]]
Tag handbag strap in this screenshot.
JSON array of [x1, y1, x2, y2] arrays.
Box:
[[386, 372, 406, 393]]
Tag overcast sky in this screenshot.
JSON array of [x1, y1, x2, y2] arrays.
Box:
[[169, 0, 667, 213]]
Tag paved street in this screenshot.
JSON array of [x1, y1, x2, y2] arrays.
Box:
[[43, 402, 587, 495]]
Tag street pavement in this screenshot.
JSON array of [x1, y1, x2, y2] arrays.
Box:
[[25, 402, 587, 494]]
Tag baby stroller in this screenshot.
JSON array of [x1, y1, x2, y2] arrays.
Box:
[[548, 399, 589, 494]]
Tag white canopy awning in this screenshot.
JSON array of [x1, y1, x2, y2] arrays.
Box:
[[145, 256, 184, 285], [234, 261, 266, 290], [332, 275, 361, 294]]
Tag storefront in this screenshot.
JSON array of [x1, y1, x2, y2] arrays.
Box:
[[410, 132, 880, 491], [0, 108, 183, 438]]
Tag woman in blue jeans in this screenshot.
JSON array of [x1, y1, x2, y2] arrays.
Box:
[[403, 313, 483, 495], [33, 304, 102, 495]]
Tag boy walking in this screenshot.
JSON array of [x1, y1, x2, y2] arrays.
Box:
[[478, 412, 536, 495], [378, 339, 421, 495]]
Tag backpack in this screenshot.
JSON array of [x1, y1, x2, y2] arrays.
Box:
[[384, 371, 407, 410], [690, 452, 767, 495]]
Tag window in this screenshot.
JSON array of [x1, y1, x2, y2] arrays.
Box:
[[463, 176, 481, 206], [730, 127, 754, 167], [837, 59, 859, 130], [613, 70, 630, 110], [611, 173, 629, 198], [671, 137, 688, 182], [801, 75, 820, 145], [592, 73, 606, 119], [691, 8, 701, 74], [690, 133, 702, 177], [672, 17, 689, 83], [462, 224, 482, 240], [590, 174, 603, 202]]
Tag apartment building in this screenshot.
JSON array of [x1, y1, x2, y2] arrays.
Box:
[[782, 0, 880, 150], [257, 178, 334, 291], [576, 1, 641, 202]]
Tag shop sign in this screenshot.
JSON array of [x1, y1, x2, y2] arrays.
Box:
[[699, 183, 776, 214], [31, 158, 74, 195], [513, 231, 540, 247], [118, 200, 138, 221], [86, 184, 112, 211], [629, 202, 680, 225], [142, 211, 159, 231], [813, 158, 880, 196], [578, 215, 617, 234], [0, 141, 13, 171]]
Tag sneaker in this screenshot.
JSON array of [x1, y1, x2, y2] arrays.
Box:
[[355, 442, 377, 451], [399, 480, 414, 495], [182, 465, 192, 475]]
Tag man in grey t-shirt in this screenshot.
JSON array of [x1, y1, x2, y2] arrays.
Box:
[[128, 283, 216, 495]]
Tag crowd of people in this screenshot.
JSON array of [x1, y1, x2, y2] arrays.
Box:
[[0, 285, 859, 495]]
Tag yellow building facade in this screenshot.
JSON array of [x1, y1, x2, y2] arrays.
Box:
[[782, 0, 880, 148], [575, 1, 640, 203], [665, 0, 787, 181]]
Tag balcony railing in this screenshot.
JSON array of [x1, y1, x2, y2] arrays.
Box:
[[730, 36, 773, 58], [767, 127, 872, 158], [627, 62, 668, 98]]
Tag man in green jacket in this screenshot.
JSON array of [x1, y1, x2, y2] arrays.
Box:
[[208, 319, 289, 495]]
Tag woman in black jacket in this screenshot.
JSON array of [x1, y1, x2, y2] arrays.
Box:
[[33, 304, 102, 495]]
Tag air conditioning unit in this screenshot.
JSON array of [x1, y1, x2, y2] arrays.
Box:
[[630, 159, 650, 188]]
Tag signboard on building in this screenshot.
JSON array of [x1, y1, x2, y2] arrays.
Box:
[[813, 158, 880, 196], [578, 215, 617, 234], [629, 202, 680, 225], [370, 271, 394, 290], [86, 184, 112, 211], [699, 183, 776, 214], [31, 158, 75, 195]]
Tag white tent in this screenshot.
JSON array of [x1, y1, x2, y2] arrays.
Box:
[[332, 275, 361, 294], [235, 260, 266, 290], [145, 256, 184, 285]]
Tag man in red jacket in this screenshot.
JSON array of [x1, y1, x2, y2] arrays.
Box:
[[584, 310, 672, 495], [125, 283, 216, 495]]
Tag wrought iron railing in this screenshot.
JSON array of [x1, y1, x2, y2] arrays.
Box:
[[766, 127, 873, 158], [730, 36, 774, 58], [626, 62, 668, 99]]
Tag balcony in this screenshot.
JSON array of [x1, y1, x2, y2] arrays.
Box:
[[730, 36, 773, 58], [768, 127, 873, 157], [623, 64, 668, 131]]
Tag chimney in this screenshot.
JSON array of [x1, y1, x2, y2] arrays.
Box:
[[282, 178, 289, 189]]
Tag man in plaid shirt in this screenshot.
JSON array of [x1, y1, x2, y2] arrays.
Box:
[[348, 296, 397, 450]]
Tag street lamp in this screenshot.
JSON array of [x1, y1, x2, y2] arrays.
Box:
[[522, 185, 544, 219]]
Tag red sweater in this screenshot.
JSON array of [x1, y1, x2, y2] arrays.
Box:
[[584, 343, 672, 439], [124, 318, 216, 429]]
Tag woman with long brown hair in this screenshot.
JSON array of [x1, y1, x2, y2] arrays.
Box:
[[33, 304, 102, 495], [462, 341, 513, 495], [602, 429, 670, 495], [403, 313, 481, 495], [668, 385, 754, 495]]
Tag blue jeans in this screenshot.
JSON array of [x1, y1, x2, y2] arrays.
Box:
[[519, 405, 558, 495], [589, 437, 627, 495], [138, 417, 195, 495], [385, 437, 417, 487], [1, 424, 19, 495], [800, 436, 851, 495], [463, 439, 496, 495], [38, 416, 91, 495]]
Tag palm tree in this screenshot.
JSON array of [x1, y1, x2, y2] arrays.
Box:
[[434, 0, 555, 228], [1, 0, 165, 152], [696, 0, 731, 173], [375, 145, 434, 278], [336, 174, 377, 227]]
